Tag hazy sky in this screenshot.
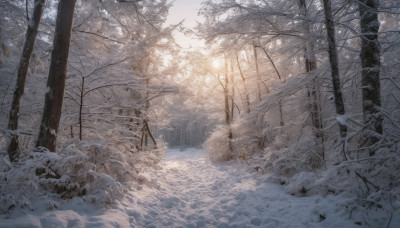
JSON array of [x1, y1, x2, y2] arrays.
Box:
[[166, 0, 203, 27], [166, 0, 205, 48]]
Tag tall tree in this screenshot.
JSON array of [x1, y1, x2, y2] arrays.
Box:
[[322, 0, 347, 138], [36, 0, 77, 151], [223, 54, 233, 158], [7, 0, 46, 162], [358, 0, 382, 152], [298, 0, 325, 158], [253, 42, 262, 101], [235, 51, 250, 114]]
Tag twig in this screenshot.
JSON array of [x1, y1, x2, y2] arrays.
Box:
[[354, 171, 380, 193]]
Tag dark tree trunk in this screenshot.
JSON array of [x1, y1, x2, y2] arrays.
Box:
[[36, 0, 77, 152], [79, 77, 84, 140], [278, 101, 284, 126], [322, 0, 347, 138], [358, 0, 382, 152], [144, 121, 157, 149], [7, 0, 46, 162]]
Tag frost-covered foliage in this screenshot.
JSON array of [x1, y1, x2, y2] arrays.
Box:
[[197, 0, 400, 225], [0, 0, 173, 217], [204, 125, 231, 161], [0, 139, 166, 214]]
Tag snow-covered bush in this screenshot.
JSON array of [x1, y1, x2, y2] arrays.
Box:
[[204, 125, 231, 162], [0, 138, 167, 214], [205, 118, 265, 162]]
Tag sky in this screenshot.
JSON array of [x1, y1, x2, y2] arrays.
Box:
[[165, 0, 205, 48]]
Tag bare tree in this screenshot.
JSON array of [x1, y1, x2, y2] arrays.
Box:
[[7, 0, 45, 162], [358, 0, 382, 154], [36, 0, 77, 151]]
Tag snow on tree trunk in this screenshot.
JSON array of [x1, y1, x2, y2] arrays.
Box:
[[7, 0, 46, 162], [358, 0, 383, 153], [36, 0, 77, 152], [322, 0, 347, 138], [224, 55, 233, 159], [299, 0, 325, 161]]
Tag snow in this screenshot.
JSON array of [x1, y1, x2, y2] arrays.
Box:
[[1, 148, 397, 227], [336, 115, 349, 126]]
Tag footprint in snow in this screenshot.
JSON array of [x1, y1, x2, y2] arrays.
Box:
[[160, 196, 184, 209]]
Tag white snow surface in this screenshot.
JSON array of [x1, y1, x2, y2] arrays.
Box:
[[1, 148, 396, 228]]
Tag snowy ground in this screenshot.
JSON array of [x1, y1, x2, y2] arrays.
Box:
[[0, 148, 393, 227]]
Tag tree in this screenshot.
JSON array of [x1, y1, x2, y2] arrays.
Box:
[[7, 0, 46, 162], [358, 0, 383, 153], [223, 54, 233, 157], [322, 0, 347, 138], [36, 0, 77, 151], [235, 50, 250, 114], [298, 0, 325, 159]]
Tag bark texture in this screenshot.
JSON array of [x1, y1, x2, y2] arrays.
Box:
[[36, 0, 77, 151], [7, 0, 46, 162], [358, 0, 382, 150], [322, 0, 347, 137]]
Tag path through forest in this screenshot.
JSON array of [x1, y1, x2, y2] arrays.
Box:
[[124, 148, 360, 228], [0, 148, 362, 228]]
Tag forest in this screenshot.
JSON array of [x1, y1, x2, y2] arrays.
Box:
[[0, 0, 400, 227]]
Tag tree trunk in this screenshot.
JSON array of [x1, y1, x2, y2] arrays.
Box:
[[235, 51, 251, 114], [322, 0, 347, 138], [358, 0, 382, 153], [230, 59, 235, 119], [144, 121, 157, 149], [36, 0, 77, 152], [224, 55, 233, 159], [253, 43, 262, 101], [278, 101, 284, 126], [79, 77, 84, 140], [7, 0, 46, 162], [256, 44, 284, 126], [299, 0, 325, 159]]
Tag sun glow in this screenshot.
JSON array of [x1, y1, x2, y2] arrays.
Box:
[[212, 59, 221, 69]]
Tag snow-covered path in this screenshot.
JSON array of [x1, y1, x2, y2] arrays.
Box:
[[122, 148, 359, 228], [1, 148, 363, 228]]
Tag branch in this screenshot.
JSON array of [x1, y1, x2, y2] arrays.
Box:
[[83, 56, 132, 79], [73, 29, 127, 44], [83, 82, 138, 97]]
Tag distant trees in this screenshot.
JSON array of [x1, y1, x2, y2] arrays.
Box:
[[7, 0, 46, 162], [62, 0, 175, 150], [198, 0, 398, 165], [0, 0, 178, 162]]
